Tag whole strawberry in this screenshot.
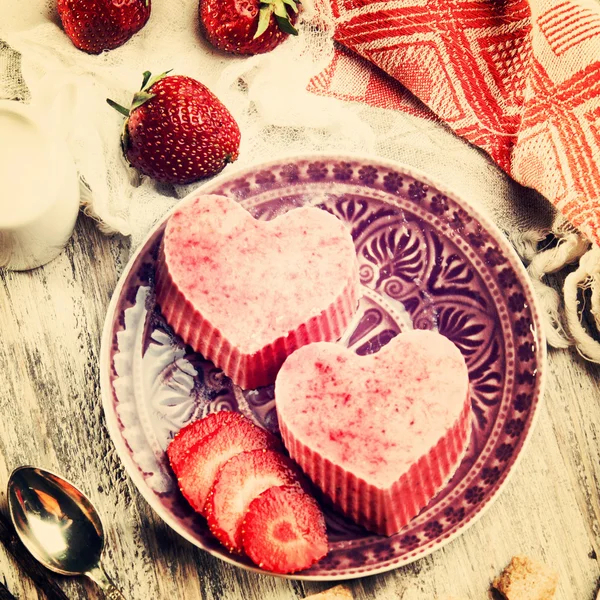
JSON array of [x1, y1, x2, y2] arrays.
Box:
[[200, 0, 300, 56], [57, 0, 151, 54], [108, 72, 241, 184]]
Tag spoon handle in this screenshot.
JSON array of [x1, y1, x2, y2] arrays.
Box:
[[86, 564, 126, 600]]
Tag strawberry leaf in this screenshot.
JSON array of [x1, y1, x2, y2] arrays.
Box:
[[131, 91, 156, 111], [275, 14, 298, 35], [143, 70, 173, 92], [254, 4, 274, 39], [272, 1, 288, 18], [140, 71, 152, 90], [106, 98, 130, 117], [282, 0, 299, 13]]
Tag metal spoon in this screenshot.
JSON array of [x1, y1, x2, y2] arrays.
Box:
[[7, 466, 126, 600]]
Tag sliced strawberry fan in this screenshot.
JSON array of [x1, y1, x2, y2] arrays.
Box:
[[167, 411, 260, 476], [167, 412, 328, 573], [174, 414, 280, 515], [205, 449, 301, 553]]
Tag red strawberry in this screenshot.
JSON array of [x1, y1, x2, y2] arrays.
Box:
[[107, 72, 241, 184], [199, 0, 300, 56], [57, 0, 151, 54], [176, 416, 280, 515], [205, 449, 300, 553], [242, 485, 328, 573], [167, 411, 242, 477]]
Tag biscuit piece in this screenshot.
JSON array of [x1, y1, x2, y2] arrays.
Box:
[[305, 585, 353, 599], [493, 556, 558, 600]]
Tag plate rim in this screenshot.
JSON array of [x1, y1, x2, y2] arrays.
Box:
[[99, 152, 547, 581]]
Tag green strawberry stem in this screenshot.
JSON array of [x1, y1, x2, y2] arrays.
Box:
[[131, 91, 156, 111], [106, 70, 173, 118], [275, 14, 298, 35], [140, 70, 152, 89], [142, 70, 172, 92], [107, 98, 130, 117], [254, 0, 299, 39]]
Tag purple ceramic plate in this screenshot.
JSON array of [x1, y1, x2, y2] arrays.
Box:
[[100, 155, 545, 580]]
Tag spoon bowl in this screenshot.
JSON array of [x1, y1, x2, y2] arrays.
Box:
[[8, 466, 125, 599]]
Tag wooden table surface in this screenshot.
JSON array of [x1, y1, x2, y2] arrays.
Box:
[[1, 213, 599, 600]]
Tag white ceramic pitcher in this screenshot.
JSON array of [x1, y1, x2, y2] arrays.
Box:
[[0, 100, 80, 271]]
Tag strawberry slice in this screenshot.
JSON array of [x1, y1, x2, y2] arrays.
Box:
[[242, 484, 328, 574], [205, 449, 300, 553], [167, 411, 241, 476], [176, 416, 280, 515]]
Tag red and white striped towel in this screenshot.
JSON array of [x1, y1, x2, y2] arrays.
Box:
[[310, 0, 600, 248]]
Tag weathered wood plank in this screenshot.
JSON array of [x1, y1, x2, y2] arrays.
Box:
[[1, 214, 599, 600]]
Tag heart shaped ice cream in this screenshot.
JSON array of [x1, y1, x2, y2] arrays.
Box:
[[156, 194, 360, 389], [275, 330, 471, 536]]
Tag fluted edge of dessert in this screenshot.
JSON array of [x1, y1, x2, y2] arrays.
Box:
[[278, 396, 471, 536], [155, 240, 360, 389]]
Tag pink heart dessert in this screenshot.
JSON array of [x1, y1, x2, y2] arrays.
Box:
[[275, 330, 471, 536], [155, 194, 360, 389]]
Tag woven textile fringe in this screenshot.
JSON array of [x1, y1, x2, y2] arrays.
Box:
[[564, 246, 600, 362], [510, 227, 600, 360]]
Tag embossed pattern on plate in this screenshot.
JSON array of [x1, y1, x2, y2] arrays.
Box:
[[100, 156, 545, 580]]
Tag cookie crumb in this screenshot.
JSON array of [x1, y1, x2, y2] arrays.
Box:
[[493, 556, 558, 600], [305, 585, 353, 599]]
